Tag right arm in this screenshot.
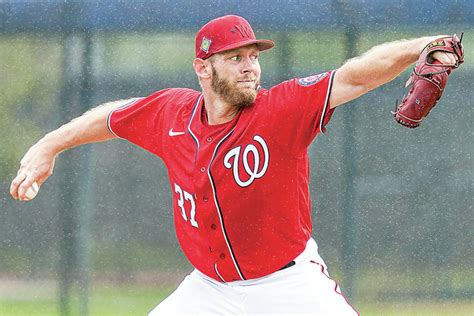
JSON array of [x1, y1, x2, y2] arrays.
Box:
[[10, 98, 138, 201]]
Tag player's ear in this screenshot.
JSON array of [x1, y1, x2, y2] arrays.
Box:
[[193, 58, 212, 79]]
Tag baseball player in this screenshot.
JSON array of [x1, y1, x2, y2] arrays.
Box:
[[10, 15, 462, 315]]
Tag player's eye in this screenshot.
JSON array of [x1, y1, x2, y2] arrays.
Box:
[[230, 56, 241, 62], [250, 54, 259, 62]]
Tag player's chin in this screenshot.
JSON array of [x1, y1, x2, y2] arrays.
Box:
[[234, 92, 257, 109], [238, 86, 258, 99], [240, 87, 257, 98]]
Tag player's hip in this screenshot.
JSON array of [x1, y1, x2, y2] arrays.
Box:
[[193, 237, 327, 287]]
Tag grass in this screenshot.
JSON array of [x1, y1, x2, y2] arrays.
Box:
[[1, 283, 473, 316], [357, 301, 474, 316], [0, 284, 172, 316]]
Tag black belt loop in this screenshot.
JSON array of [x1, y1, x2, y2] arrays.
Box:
[[278, 260, 295, 271]]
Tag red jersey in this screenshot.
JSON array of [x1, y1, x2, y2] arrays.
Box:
[[108, 71, 335, 282]]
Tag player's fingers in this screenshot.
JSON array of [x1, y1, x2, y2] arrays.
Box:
[[10, 171, 27, 200], [17, 173, 38, 202], [444, 53, 457, 64], [432, 51, 457, 65]]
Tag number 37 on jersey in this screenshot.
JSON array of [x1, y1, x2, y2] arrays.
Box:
[[174, 183, 198, 228]]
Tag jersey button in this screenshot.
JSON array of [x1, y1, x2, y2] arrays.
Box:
[[210, 224, 217, 230], [220, 253, 226, 260], [203, 197, 209, 202], [206, 137, 212, 142], [200, 167, 206, 173]]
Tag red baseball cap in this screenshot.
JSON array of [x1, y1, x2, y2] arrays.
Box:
[[195, 15, 275, 60]]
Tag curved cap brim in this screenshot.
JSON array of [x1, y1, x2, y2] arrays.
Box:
[[213, 39, 275, 55]]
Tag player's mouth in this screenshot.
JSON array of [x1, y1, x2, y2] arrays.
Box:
[[237, 80, 256, 87]]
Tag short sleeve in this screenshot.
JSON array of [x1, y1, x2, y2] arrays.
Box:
[[108, 89, 174, 157], [264, 70, 336, 154]]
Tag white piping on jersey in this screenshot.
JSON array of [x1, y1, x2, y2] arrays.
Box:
[[187, 95, 203, 150], [214, 263, 225, 282], [319, 71, 336, 134], [187, 94, 244, 281], [106, 97, 143, 138], [208, 128, 246, 281]]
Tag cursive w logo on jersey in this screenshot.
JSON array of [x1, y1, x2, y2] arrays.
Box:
[[223, 135, 269, 187]]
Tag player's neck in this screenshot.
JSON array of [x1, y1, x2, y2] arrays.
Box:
[[202, 93, 239, 125]]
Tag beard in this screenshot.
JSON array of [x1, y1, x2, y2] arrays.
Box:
[[211, 66, 258, 110]]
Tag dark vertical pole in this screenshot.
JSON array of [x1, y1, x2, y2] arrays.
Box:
[[432, 165, 452, 299], [58, 2, 94, 316], [334, 0, 359, 301], [58, 21, 76, 316], [76, 29, 95, 316], [57, 68, 75, 316], [340, 28, 358, 301], [276, 32, 292, 83]]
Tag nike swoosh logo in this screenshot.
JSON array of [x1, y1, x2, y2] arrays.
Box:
[[169, 128, 185, 137]]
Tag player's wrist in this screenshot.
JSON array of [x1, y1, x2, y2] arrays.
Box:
[[40, 130, 69, 156]]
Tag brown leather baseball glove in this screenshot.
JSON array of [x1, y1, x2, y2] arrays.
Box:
[[393, 33, 464, 128]]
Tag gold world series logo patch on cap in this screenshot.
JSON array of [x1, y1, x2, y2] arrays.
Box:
[[201, 37, 211, 53]]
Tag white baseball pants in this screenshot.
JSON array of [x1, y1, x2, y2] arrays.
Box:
[[149, 238, 358, 315]]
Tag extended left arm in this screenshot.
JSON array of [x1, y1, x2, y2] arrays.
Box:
[[329, 35, 455, 108]]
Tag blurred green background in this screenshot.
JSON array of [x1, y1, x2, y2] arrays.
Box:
[[1, 1, 473, 315]]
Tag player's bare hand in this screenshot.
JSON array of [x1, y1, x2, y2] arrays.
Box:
[[10, 140, 57, 201], [432, 51, 458, 65]]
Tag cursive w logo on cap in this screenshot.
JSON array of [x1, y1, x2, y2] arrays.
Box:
[[231, 25, 252, 38]]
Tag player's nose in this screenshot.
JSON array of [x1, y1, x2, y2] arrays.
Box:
[[241, 57, 257, 74]]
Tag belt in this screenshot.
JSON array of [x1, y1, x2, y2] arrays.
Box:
[[278, 260, 295, 271]]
